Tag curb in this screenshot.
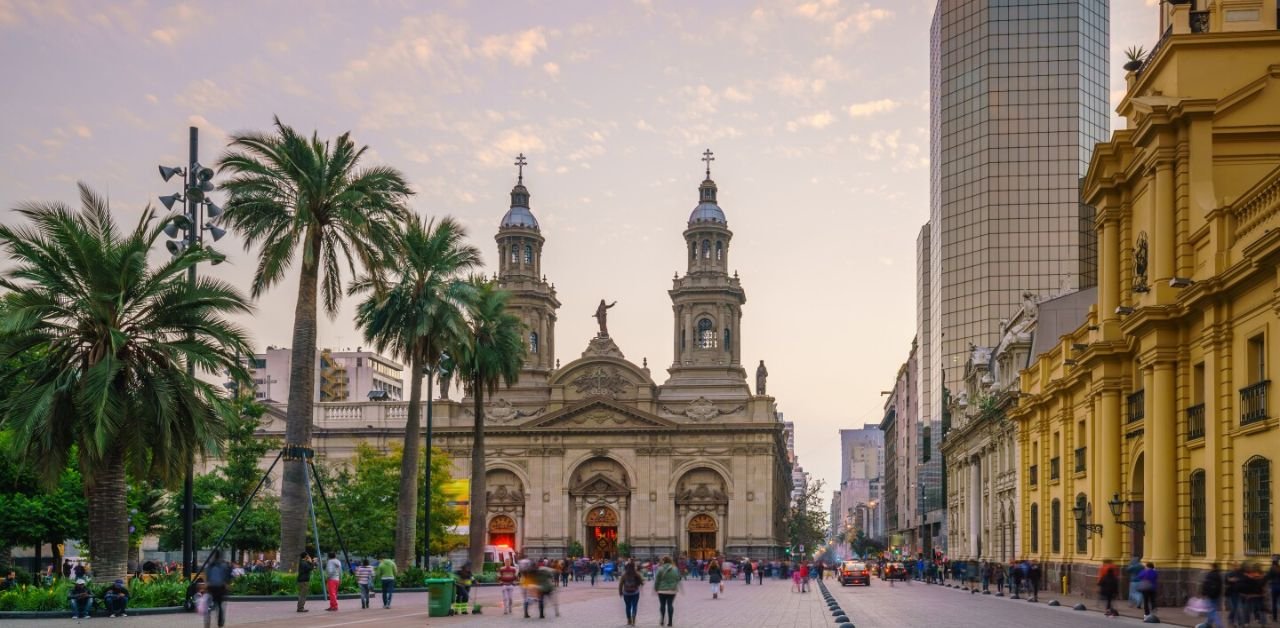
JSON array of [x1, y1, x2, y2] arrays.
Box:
[[0, 587, 441, 620]]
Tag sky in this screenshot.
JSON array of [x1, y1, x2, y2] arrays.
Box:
[[0, 0, 1160, 497]]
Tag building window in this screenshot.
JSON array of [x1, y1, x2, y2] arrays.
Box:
[[510, 243, 519, 264], [1075, 493, 1088, 554], [697, 318, 717, 349], [1190, 469, 1206, 555], [716, 240, 723, 260], [1248, 333, 1266, 383], [524, 244, 533, 265], [724, 328, 732, 353], [690, 242, 696, 260], [1030, 503, 1039, 552], [702, 239, 711, 259], [530, 331, 539, 355], [1051, 499, 1061, 553], [1244, 456, 1272, 555]]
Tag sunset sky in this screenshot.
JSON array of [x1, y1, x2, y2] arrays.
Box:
[[0, 0, 1160, 494]]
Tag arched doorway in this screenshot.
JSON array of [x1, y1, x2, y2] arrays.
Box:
[[568, 457, 631, 560], [1130, 453, 1145, 559], [688, 514, 718, 560], [486, 469, 525, 552], [674, 467, 728, 558], [488, 514, 518, 551], [585, 506, 620, 559]]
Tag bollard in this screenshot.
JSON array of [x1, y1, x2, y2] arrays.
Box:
[[1047, 600, 1060, 607], [1143, 615, 1161, 624], [834, 615, 849, 624], [1061, 574, 1068, 595], [1072, 603, 1087, 611]]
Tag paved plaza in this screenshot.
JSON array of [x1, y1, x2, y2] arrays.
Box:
[[4, 575, 1182, 628]]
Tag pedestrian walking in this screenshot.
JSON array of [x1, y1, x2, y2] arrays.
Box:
[[375, 555, 397, 609], [498, 559, 518, 614], [324, 552, 342, 612], [1029, 561, 1042, 602], [1242, 561, 1267, 625], [619, 560, 643, 626], [743, 558, 754, 585], [1200, 563, 1223, 628], [655, 556, 682, 627], [1125, 556, 1143, 608], [800, 562, 810, 593], [537, 562, 560, 618], [1098, 559, 1120, 617], [205, 551, 233, 628], [1137, 562, 1159, 620], [1009, 561, 1022, 599], [1268, 559, 1280, 623], [355, 559, 374, 609], [994, 562, 1005, 595], [757, 560, 763, 586], [453, 563, 474, 615], [707, 559, 723, 599], [791, 562, 803, 593], [295, 552, 314, 613]]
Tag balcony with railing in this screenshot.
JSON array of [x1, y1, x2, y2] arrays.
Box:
[[1187, 403, 1206, 440], [1029, 464, 1038, 487], [1241, 381, 1270, 426], [1074, 447, 1087, 473], [1049, 457, 1061, 481], [1127, 390, 1146, 423]]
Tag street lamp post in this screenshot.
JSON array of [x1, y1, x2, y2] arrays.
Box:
[[159, 126, 226, 579]]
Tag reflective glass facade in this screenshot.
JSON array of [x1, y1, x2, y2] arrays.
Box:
[[927, 0, 1109, 488]]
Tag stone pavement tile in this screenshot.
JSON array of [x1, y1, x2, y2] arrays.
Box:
[[919, 580, 1202, 627]]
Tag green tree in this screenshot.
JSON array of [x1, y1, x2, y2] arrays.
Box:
[[785, 479, 829, 559], [846, 530, 887, 559], [453, 277, 526, 569], [217, 118, 412, 566], [351, 214, 479, 566], [0, 185, 252, 583], [0, 434, 86, 571]]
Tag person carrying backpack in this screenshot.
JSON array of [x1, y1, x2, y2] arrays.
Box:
[[618, 560, 644, 625], [1098, 559, 1120, 617]]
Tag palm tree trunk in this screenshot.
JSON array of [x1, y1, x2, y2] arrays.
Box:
[[467, 381, 487, 571], [394, 352, 424, 567], [86, 445, 129, 583], [280, 249, 321, 570]]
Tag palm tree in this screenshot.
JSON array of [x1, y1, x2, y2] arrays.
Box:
[[0, 184, 252, 583], [454, 276, 525, 570], [351, 214, 480, 567], [217, 118, 411, 564]]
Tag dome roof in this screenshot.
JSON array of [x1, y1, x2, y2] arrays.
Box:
[[689, 202, 726, 224], [500, 205, 539, 230]]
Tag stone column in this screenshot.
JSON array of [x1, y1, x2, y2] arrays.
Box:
[[1153, 159, 1176, 284], [1098, 390, 1123, 560], [970, 456, 981, 557], [1149, 361, 1177, 561]]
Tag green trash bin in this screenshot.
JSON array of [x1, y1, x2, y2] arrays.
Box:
[[425, 578, 455, 617]]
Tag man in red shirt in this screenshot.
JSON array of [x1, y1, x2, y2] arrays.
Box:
[[799, 562, 810, 593], [498, 559, 519, 615]]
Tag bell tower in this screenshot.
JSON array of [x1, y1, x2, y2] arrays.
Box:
[[667, 149, 747, 377], [496, 154, 560, 387]]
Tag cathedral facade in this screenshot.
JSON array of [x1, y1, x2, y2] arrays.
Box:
[[264, 155, 791, 560]]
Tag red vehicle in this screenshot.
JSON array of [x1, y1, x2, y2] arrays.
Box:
[[840, 561, 871, 586]]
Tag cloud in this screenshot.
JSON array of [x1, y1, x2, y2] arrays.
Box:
[[769, 73, 826, 98], [479, 27, 548, 66], [477, 127, 546, 166], [145, 94, 158, 104], [723, 86, 752, 103], [543, 61, 561, 77], [831, 4, 893, 45], [846, 98, 900, 118], [174, 79, 241, 112], [150, 28, 177, 45], [786, 111, 835, 131], [72, 125, 91, 138]]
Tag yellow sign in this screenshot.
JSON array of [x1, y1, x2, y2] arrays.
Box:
[[442, 479, 471, 529]]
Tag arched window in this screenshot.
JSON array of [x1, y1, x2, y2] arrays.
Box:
[[1075, 493, 1088, 554], [510, 243, 519, 264], [530, 331, 539, 355], [1051, 499, 1061, 553], [715, 240, 723, 261], [702, 239, 711, 259], [697, 318, 717, 349], [524, 244, 533, 265], [1244, 456, 1272, 555], [690, 242, 696, 260], [723, 328, 732, 353], [1030, 503, 1039, 552], [1190, 469, 1206, 555]]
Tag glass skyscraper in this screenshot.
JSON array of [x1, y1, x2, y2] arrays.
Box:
[[924, 0, 1109, 543]]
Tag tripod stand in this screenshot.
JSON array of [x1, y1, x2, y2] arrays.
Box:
[[193, 445, 352, 581]]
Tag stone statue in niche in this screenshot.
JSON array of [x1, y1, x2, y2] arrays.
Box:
[[756, 360, 768, 395]]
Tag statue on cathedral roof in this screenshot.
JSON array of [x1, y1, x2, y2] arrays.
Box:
[[756, 360, 768, 395], [594, 299, 617, 337]]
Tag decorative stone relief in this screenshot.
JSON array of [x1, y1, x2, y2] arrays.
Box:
[[746, 490, 755, 501], [661, 396, 745, 421], [570, 367, 630, 398]]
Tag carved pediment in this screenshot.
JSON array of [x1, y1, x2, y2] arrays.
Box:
[[570, 366, 630, 399], [570, 472, 630, 497], [660, 396, 745, 422], [487, 483, 526, 505], [462, 398, 544, 424], [524, 399, 680, 430]]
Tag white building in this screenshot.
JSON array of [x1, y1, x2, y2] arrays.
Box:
[[243, 346, 406, 403], [838, 425, 885, 541]]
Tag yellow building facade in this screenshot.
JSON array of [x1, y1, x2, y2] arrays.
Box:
[[1010, 2, 1280, 603]]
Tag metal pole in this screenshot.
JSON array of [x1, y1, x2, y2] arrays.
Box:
[[304, 454, 322, 561], [422, 368, 434, 569], [310, 460, 354, 572], [195, 448, 285, 578], [182, 125, 198, 581]]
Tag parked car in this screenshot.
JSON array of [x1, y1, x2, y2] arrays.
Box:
[[882, 562, 908, 580], [840, 561, 871, 586]]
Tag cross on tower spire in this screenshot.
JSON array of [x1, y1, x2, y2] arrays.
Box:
[[515, 153, 528, 184], [702, 148, 715, 179]]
